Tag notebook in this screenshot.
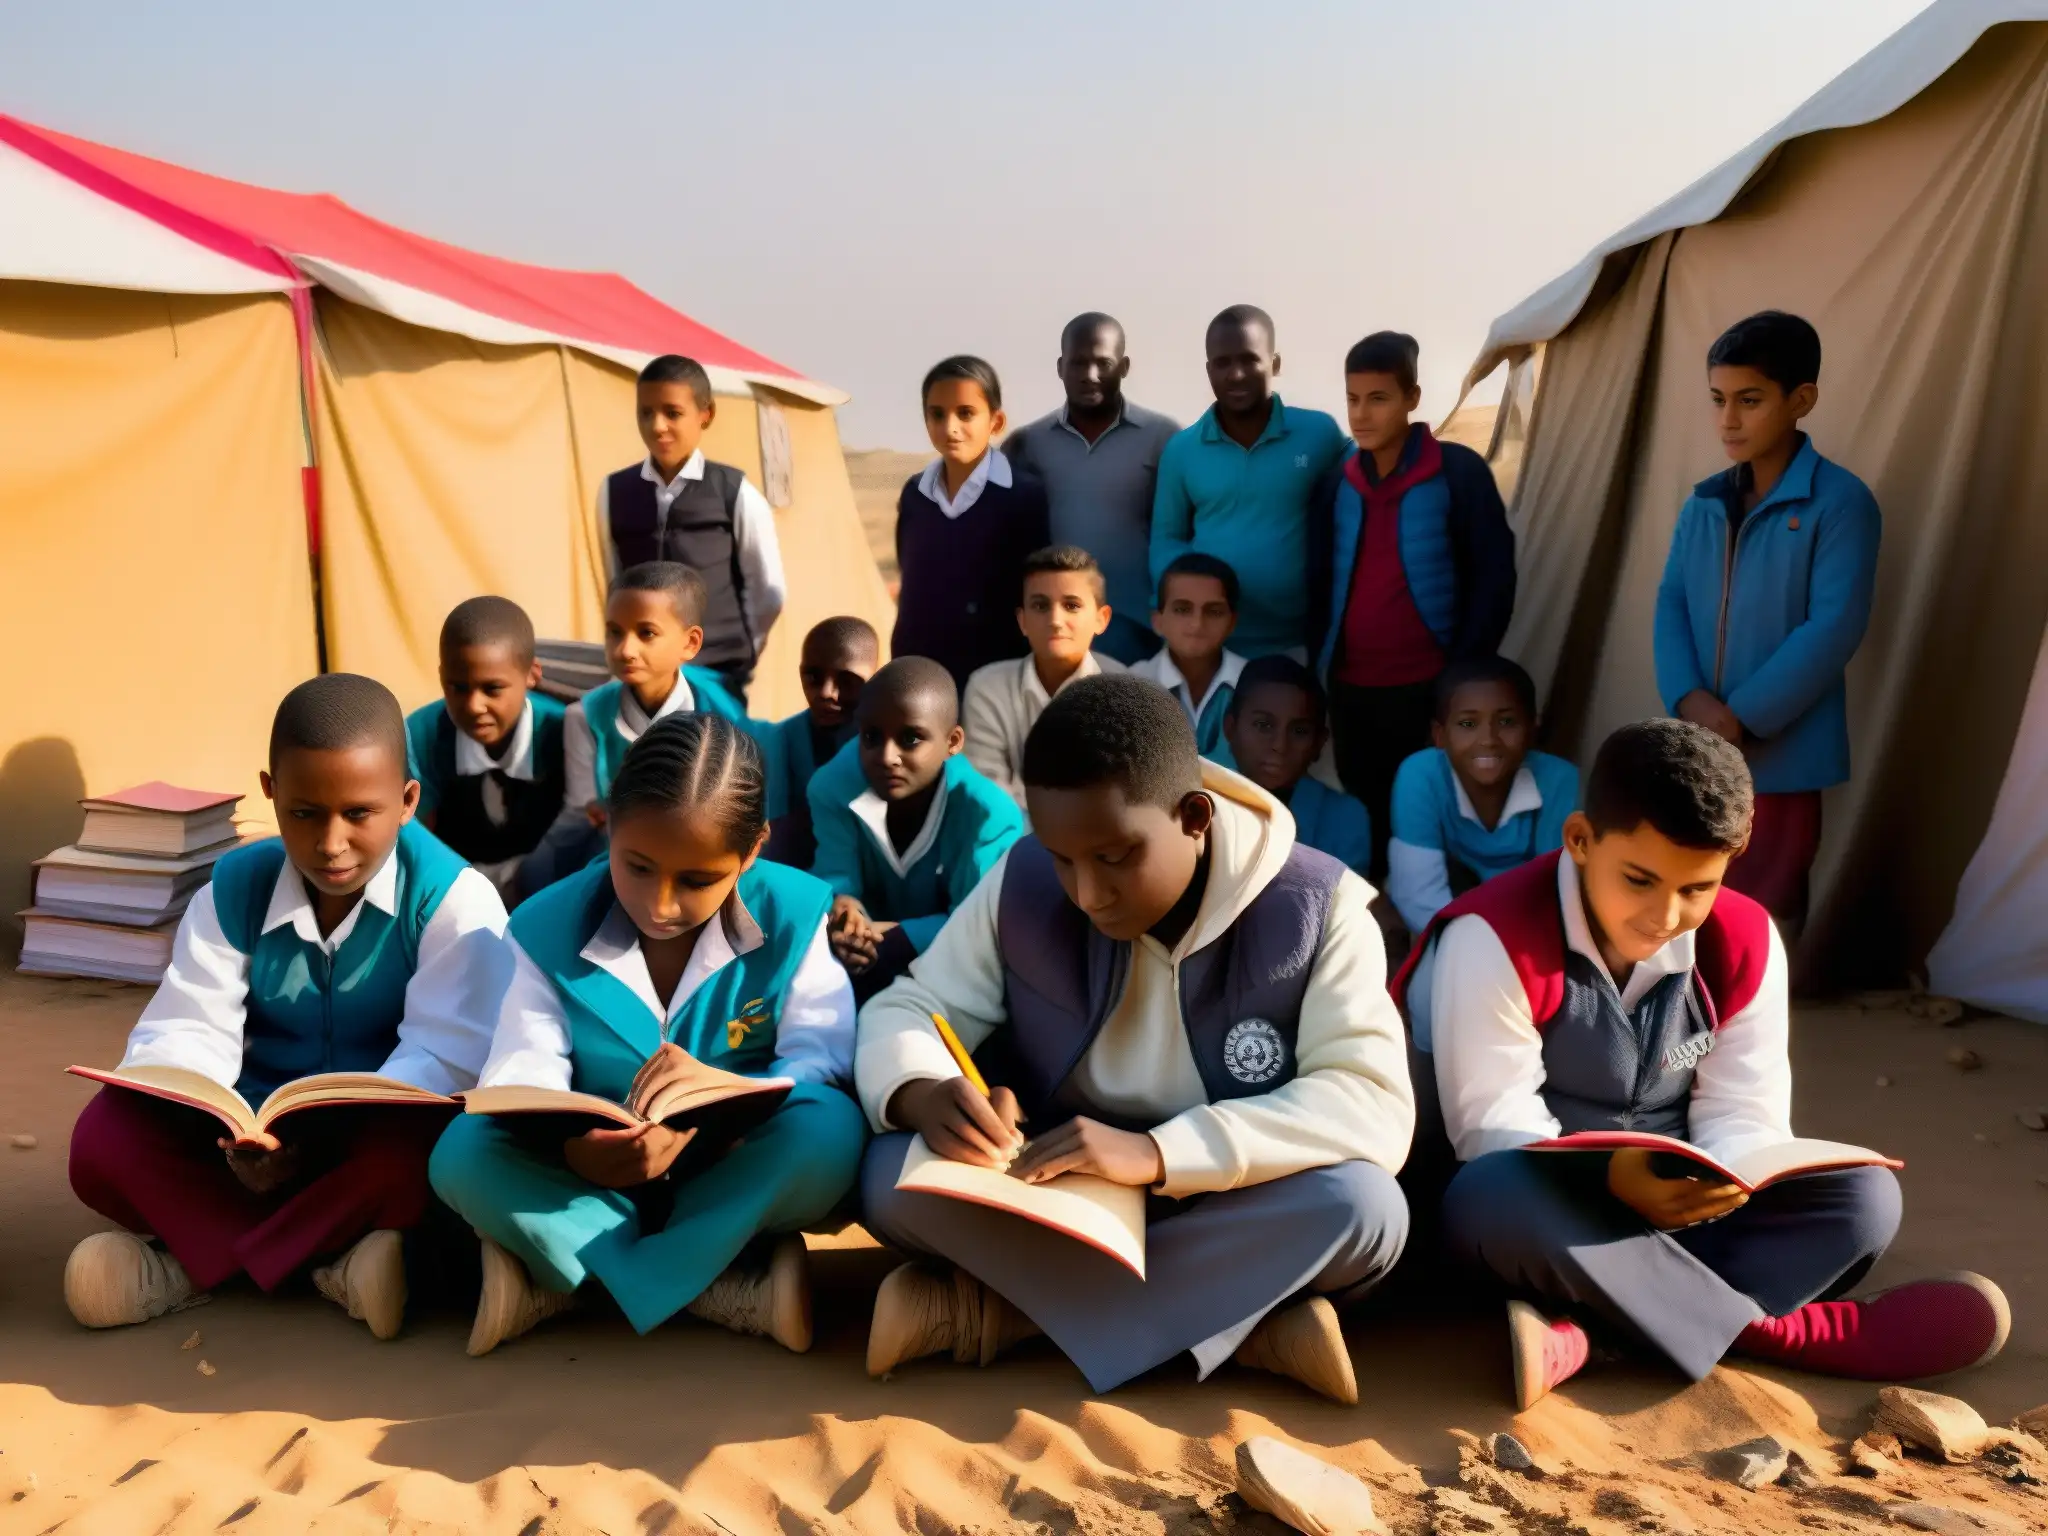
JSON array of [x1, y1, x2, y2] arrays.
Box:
[[77, 783, 243, 857], [67, 1064, 454, 1142], [1523, 1130, 1901, 1193], [893, 1135, 1148, 1279]]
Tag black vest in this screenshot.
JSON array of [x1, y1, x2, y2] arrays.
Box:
[[989, 836, 1343, 1126], [607, 461, 756, 681], [422, 711, 567, 866]]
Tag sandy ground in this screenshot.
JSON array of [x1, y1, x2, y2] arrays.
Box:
[[1, 969, 2045, 1534], [843, 449, 927, 591]]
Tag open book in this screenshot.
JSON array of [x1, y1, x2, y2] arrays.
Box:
[[68, 1064, 454, 1143], [1523, 1130, 1901, 1193], [460, 1059, 792, 1158], [894, 1134, 1148, 1279]]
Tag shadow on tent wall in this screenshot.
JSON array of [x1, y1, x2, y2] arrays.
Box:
[[0, 738, 84, 960]]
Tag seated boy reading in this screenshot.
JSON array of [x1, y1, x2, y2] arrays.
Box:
[[855, 674, 1414, 1401], [406, 595, 566, 903], [763, 616, 879, 869], [810, 657, 1025, 1002], [963, 545, 1125, 808], [1220, 655, 1373, 874], [1385, 656, 1578, 934], [526, 561, 750, 892], [1398, 719, 2008, 1409], [1129, 552, 1246, 760], [65, 675, 510, 1339]]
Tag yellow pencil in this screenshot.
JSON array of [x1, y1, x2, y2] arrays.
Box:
[[930, 1013, 990, 1096]]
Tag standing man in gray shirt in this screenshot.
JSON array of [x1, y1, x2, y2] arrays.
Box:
[[1006, 313, 1180, 664]]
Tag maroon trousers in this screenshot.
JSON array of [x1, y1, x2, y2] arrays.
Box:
[[1724, 790, 1824, 932], [68, 1087, 445, 1292]]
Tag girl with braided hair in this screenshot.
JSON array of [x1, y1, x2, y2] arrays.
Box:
[[431, 712, 866, 1356]]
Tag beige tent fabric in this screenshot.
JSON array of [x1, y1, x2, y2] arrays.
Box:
[[1519, 24, 2048, 979], [0, 283, 315, 943], [318, 299, 894, 726]]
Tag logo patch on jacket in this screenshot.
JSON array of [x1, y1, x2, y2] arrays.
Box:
[[726, 996, 773, 1050], [1223, 1018, 1287, 1084], [1662, 1032, 1716, 1075]]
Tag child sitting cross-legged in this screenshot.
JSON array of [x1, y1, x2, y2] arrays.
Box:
[[1384, 655, 1579, 935], [762, 616, 880, 869], [524, 561, 752, 893], [406, 595, 566, 905], [66, 675, 511, 1339], [810, 657, 1025, 1002], [1128, 552, 1246, 761], [1397, 719, 2009, 1409], [1220, 655, 1373, 875], [430, 713, 867, 1357], [856, 674, 1414, 1402], [963, 544, 1125, 809]]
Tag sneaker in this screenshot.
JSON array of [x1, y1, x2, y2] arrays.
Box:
[[1507, 1299, 1589, 1410], [685, 1235, 813, 1353], [64, 1232, 204, 1329], [1733, 1271, 2010, 1380], [1232, 1296, 1359, 1405], [467, 1237, 574, 1357], [865, 1262, 1041, 1377], [312, 1229, 406, 1340]]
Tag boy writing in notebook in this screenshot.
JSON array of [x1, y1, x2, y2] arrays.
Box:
[[526, 561, 751, 892], [1384, 655, 1578, 934], [962, 545, 1124, 808], [65, 675, 510, 1339], [855, 674, 1413, 1401], [1219, 656, 1373, 876], [598, 354, 786, 703], [1397, 719, 2007, 1409], [1129, 552, 1246, 762], [1654, 311, 1880, 931], [763, 616, 880, 868], [407, 595, 566, 904], [811, 657, 1025, 1001]]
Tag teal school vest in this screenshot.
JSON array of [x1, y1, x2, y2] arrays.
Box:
[[581, 666, 750, 803], [209, 820, 468, 1103], [507, 855, 834, 1100]]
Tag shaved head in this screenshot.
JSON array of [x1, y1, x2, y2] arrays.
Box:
[[1207, 303, 1275, 350], [1060, 312, 1126, 357], [860, 656, 959, 732]]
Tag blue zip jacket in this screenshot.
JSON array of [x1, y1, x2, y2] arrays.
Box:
[[807, 742, 1026, 952], [1653, 436, 1880, 793], [1309, 428, 1516, 680]]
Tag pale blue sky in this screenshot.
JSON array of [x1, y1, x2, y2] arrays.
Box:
[[2, 1, 1929, 446]]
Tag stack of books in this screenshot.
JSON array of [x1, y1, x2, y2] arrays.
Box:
[[18, 783, 244, 984]]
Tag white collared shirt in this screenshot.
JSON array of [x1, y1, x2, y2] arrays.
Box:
[[119, 850, 512, 1097], [476, 895, 855, 1091], [916, 446, 1013, 521], [849, 781, 948, 878], [452, 697, 537, 830], [1129, 648, 1248, 731], [961, 649, 1126, 807], [1413, 853, 1792, 1163], [557, 672, 697, 824], [595, 449, 787, 642]]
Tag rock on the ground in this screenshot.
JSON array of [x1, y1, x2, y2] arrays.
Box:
[[1887, 1502, 2022, 1534], [1235, 1436, 1385, 1536], [2017, 1109, 2047, 1132], [1875, 1386, 1992, 1462], [1847, 1435, 1898, 1478], [1776, 1450, 1824, 1491], [1947, 1046, 1983, 1071], [9, 1133, 35, 1149], [1486, 1433, 1536, 1475], [2015, 1405, 2048, 1439], [1702, 1435, 1789, 1490]]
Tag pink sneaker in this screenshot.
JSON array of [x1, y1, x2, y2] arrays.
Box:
[[1507, 1299, 1589, 1410], [1734, 1271, 2010, 1380]]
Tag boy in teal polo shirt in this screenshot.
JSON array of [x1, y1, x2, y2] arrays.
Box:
[[66, 675, 510, 1341], [406, 595, 566, 904], [1654, 311, 1881, 931], [1386, 656, 1578, 934], [1149, 305, 1347, 658], [811, 657, 1026, 1001]]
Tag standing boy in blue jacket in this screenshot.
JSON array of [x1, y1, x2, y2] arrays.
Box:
[[1312, 332, 1516, 881], [1654, 311, 1881, 931]]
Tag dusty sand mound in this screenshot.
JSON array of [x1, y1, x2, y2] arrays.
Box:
[[2, 971, 2044, 1534]]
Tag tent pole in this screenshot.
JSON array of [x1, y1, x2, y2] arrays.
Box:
[[288, 285, 330, 674]]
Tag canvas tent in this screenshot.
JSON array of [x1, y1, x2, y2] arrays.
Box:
[[0, 114, 892, 947], [1453, 0, 2048, 997]]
